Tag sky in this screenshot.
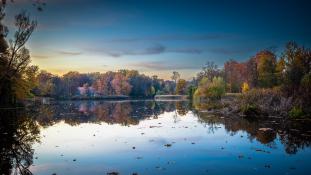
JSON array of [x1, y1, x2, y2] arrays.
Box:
[[4, 0, 311, 80]]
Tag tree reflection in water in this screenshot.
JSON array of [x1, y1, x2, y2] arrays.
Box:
[[194, 109, 311, 154], [31, 100, 311, 155], [1, 100, 311, 174], [0, 110, 40, 175], [33, 100, 190, 127]]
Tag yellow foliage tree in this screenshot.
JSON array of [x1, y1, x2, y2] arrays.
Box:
[[242, 82, 250, 93]]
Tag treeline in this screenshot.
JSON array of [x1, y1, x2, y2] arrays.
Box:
[[191, 42, 311, 117], [224, 42, 311, 117], [34, 70, 176, 99], [0, 6, 178, 105], [223, 43, 311, 93]]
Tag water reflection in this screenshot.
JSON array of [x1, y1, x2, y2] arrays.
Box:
[[1, 100, 311, 174], [0, 110, 40, 175], [33, 101, 189, 126], [194, 110, 311, 154]]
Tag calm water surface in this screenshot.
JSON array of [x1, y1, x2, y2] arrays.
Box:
[[1, 100, 311, 175]]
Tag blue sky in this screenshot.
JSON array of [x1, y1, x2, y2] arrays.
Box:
[[5, 0, 311, 79]]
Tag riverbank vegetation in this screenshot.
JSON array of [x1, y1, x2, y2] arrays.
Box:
[[231, 43, 311, 118], [192, 43, 311, 119]]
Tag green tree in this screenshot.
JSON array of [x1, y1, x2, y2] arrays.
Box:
[[35, 70, 55, 96], [194, 77, 225, 100], [13, 65, 39, 99], [256, 50, 277, 88]]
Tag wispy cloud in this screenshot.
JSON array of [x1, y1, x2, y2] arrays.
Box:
[[108, 34, 233, 43], [208, 47, 255, 55], [169, 48, 203, 54], [58, 51, 83, 56], [87, 44, 203, 57], [31, 54, 50, 59], [132, 61, 199, 70]]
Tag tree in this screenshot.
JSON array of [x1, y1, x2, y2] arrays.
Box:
[[276, 57, 286, 85], [0, 10, 37, 106], [92, 72, 115, 95], [187, 85, 197, 99], [197, 61, 221, 82], [194, 77, 225, 100], [207, 77, 226, 100], [246, 57, 258, 88], [35, 70, 54, 96], [161, 80, 175, 95], [242, 82, 250, 93], [62, 71, 93, 97], [54, 77, 66, 96], [224, 59, 247, 92], [111, 73, 132, 95], [282, 42, 311, 95], [128, 73, 155, 97], [0, 110, 40, 175], [0, 1, 8, 53], [300, 73, 311, 113], [171, 71, 180, 84], [151, 75, 161, 94], [15, 65, 39, 99], [256, 50, 277, 88], [175, 79, 186, 95], [78, 83, 91, 96]]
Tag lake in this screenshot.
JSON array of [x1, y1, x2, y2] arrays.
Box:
[[1, 100, 311, 175]]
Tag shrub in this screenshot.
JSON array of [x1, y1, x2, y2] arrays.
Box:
[[289, 106, 304, 119], [194, 77, 225, 101], [241, 104, 258, 115], [239, 88, 292, 116], [208, 77, 226, 100]]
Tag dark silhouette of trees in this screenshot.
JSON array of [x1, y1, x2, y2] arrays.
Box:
[[282, 42, 311, 95], [0, 110, 40, 175], [280, 42, 311, 113], [0, 1, 37, 106]]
